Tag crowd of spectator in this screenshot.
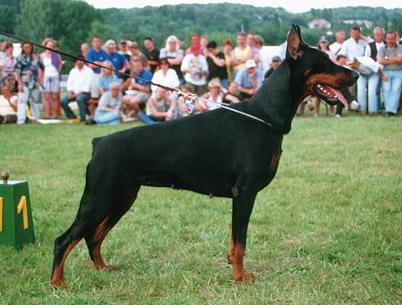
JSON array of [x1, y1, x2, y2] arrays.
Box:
[[0, 26, 401, 125]]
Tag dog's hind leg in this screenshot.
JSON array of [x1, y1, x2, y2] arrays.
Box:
[[231, 191, 257, 282], [51, 219, 82, 288], [84, 185, 140, 270]]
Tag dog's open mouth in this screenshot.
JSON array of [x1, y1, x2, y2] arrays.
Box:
[[314, 83, 348, 107]]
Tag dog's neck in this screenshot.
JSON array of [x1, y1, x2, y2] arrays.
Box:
[[248, 61, 302, 134]]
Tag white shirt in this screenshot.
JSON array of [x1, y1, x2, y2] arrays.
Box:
[[66, 65, 93, 94], [151, 68, 180, 93], [339, 37, 368, 59], [329, 42, 343, 55], [181, 54, 208, 86], [205, 94, 222, 111], [0, 95, 17, 116], [42, 56, 59, 78]]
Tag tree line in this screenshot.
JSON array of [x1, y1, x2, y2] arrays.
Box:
[[1, 0, 402, 56]]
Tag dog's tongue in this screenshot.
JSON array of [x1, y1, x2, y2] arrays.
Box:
[[327, 86, 348, 107]]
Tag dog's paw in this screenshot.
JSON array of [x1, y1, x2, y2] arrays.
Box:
[[51, 278, 67, 289]]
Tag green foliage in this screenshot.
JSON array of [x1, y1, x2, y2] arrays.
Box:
[[0, 1, 402, 59], [0, 0, 22, 9], [0, 116, 401, 304], [0, 5, 17, 34], [86, 19, 116, 43], [98, 3, 402, 48], [15, 0, 103, 54]]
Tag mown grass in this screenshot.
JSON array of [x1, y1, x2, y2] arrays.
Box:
[[0, 115, 401, 305]]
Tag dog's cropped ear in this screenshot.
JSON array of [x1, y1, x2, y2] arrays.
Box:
[[286, 24, 305, 61]]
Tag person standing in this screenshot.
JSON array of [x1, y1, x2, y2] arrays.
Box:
[[339, 27, 368, 109], [160, 35, 184, 83], [185, 33, 201, 55], [15, 41, 44, 125], [181, 44, 208, 96], [104, 40, 129, 80], [310, 36, 336, 116], [80, 42, 90, 59], [40, 38, 62, 119], [143, 37, 160, 74], [222, 39, 234, 81], [86, 36, 109, 100], [205, 41, 228, 88], [1, 42, 16, 79], [329, 30, 345, 56], [378, 32, 402, 116], [232, 32, 254, 78], [359, 27, 386, 114], [339, 26, 368, 60]]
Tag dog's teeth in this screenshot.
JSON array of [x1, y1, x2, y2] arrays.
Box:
[[317, 84, 322, 88]]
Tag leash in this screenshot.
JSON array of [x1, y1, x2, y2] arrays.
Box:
[[0, 30, 273, 128]]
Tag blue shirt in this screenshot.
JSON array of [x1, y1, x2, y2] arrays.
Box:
[[134, 69, 153, 88], [234, 68, 264, 90], [86, 48, 109, 74], [99, 74, 119, 92], [105, 52, 126, 78]]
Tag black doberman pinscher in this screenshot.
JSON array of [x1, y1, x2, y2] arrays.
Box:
[[51, 25, 358, 287]]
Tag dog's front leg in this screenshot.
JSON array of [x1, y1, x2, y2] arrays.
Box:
[[231, 191, 257, 282]]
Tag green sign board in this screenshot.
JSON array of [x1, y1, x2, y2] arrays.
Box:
[[0, 180, 35, 249]]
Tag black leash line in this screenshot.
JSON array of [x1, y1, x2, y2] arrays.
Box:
[[0, 30, 274, 129], [0, 30, 176, 92]]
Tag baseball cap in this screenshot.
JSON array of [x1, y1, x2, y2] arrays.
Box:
[[271, 55, 281, 62], [105, 39, 116, 47], [245, 59, 257, 69], [319, 36, 328, 43]]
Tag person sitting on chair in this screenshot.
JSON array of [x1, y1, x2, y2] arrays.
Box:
[[145, 87, 177, 123], [61, 56, 93, 122], [92, 82, 123, 125], [122, 59, 152, 118], [0, 78, 18, 124], [234, 59, 263, 100]]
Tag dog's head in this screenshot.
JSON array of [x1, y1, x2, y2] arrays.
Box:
[[286, 24, 359, 107], [251, 25, 358, 134]]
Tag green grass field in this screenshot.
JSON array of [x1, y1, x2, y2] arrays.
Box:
[[0, 116, 401, 305]]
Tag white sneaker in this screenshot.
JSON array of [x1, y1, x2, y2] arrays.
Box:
[[335, 114, 341, 118], [349, 100, 359, 111]]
